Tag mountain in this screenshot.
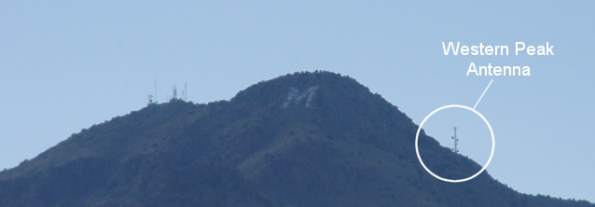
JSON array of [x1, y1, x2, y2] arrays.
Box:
[[0, 71, 591, 207]]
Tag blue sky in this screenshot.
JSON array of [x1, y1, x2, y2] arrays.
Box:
[[1, 0, 594, 202]]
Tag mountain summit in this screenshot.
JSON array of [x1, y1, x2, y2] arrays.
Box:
[[0, 71, 592, 207]]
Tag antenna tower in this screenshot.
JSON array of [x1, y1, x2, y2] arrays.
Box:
[[172, 86, 178, 100], [451, 127, 460, 153], [154, 79, 158, 103], [147, 80, 157, 105], [183, 82, 188, 101]]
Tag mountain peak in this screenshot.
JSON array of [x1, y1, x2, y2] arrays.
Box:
[[232, 71, 377, 110], [0, 72, 592, 207]]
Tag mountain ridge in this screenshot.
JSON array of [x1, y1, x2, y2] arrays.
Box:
[[0, 71, 592, 207]]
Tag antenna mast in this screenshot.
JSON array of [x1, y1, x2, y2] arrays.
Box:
[[451, 127, 460, 153], [147, 94, 154, 105], [147, 80, 157, 105], [183, 82, 188, 101], [172, 86, 178, 100], [154, 79, 158, 103]]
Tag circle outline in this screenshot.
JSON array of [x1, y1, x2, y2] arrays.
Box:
[[415, 104, 495, 183]]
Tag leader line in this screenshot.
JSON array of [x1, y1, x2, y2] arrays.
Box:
[[473, 79, 494, 109]]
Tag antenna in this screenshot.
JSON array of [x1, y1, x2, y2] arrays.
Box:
[[147, 80, 157, 105], [451, 127, 460, 153], [183, 82, 188, 101], [154, 79, 158, 103], [172, 86, 178, 100]]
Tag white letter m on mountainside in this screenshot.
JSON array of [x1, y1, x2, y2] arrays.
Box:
[[282, 86, 319, 108]]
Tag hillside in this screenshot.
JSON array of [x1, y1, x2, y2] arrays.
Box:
[[0, 71, 591, 207]]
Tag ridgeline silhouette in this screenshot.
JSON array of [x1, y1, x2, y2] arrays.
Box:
[[0, 71, 591, 207]]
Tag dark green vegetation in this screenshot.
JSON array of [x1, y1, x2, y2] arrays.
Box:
[[0, 71, 592, 207]]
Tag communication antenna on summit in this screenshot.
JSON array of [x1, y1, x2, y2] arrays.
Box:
[[172, 85, 178, 100], [147, 80, 158, 105], [154, 79, 158, 102], [183, 82, 188, 101], [451, 127, 460, 153]]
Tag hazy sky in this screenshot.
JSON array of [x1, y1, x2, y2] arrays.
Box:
[[1, 0, 594, 202]]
